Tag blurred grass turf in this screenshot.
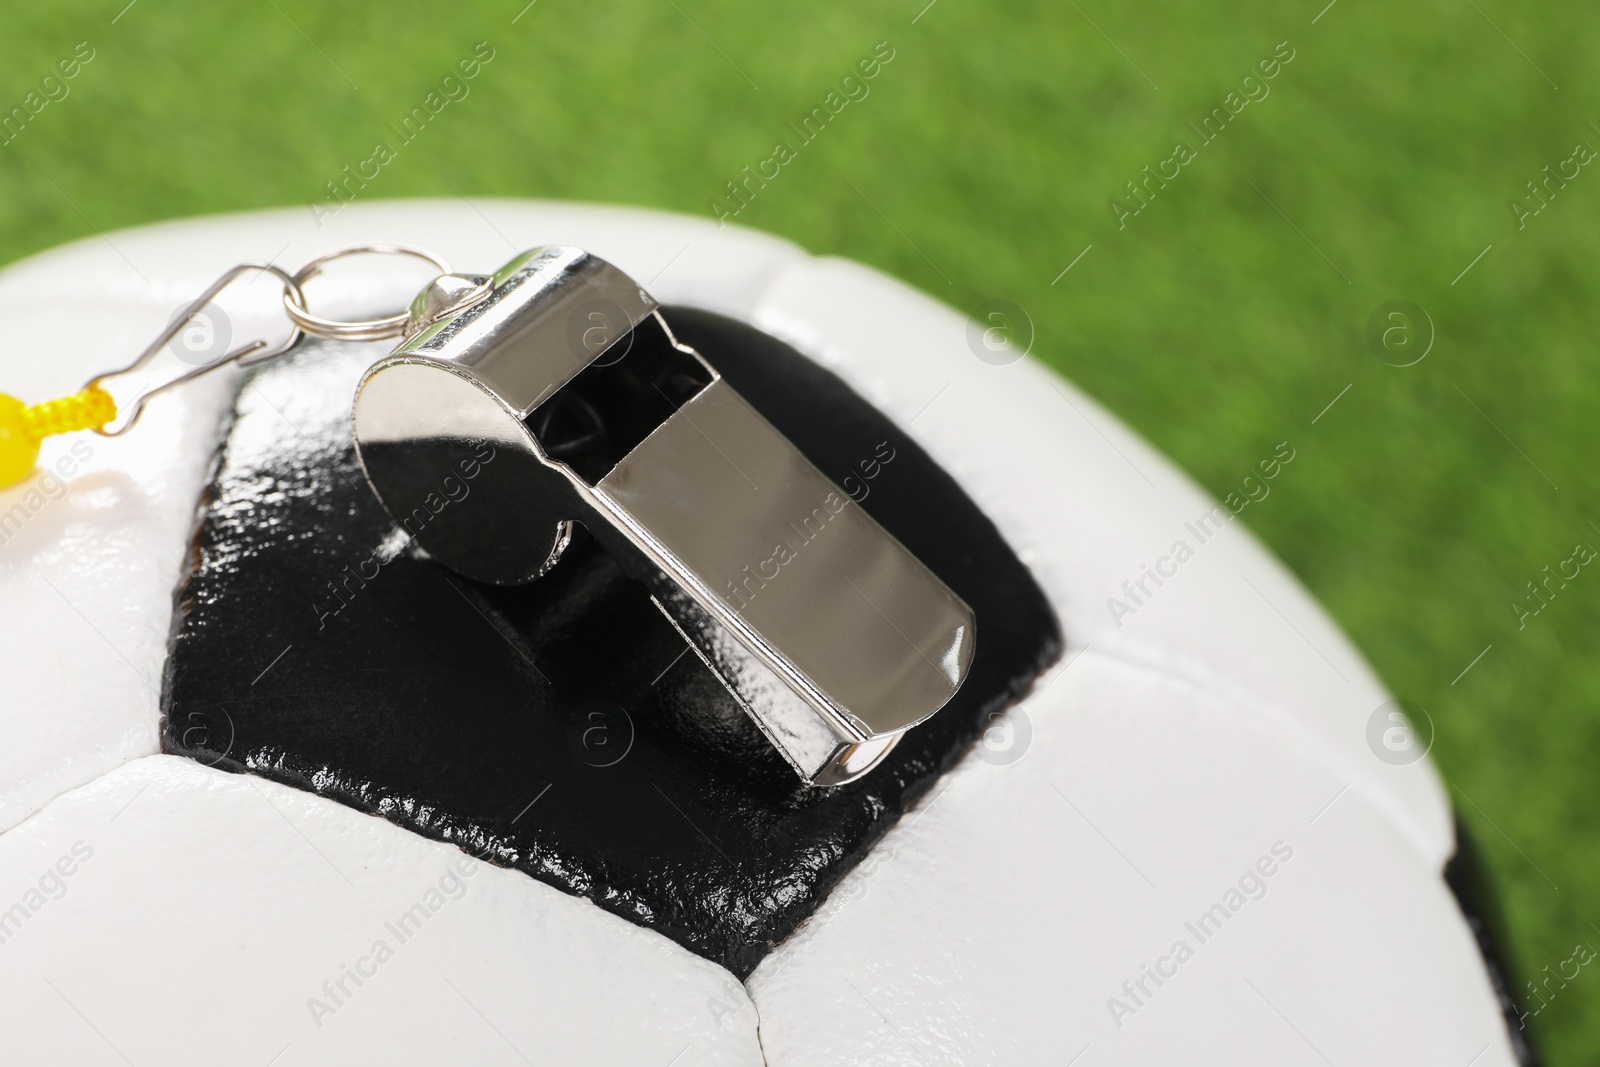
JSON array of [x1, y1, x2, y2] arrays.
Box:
[[1, 0, 1597, 1058]]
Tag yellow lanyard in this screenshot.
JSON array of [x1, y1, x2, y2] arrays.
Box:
[[0, 387, 117, 486]]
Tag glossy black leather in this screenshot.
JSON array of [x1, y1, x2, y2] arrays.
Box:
[[162, 307, 1062, 976]]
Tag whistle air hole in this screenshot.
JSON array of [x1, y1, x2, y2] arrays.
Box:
[[525, 315, 713, 486], [526, 391, 610, 479]]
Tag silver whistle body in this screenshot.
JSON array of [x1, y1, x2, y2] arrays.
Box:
[[352, 247, 975, 785]]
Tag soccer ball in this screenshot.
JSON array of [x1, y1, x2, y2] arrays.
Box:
[[0, 201, 1524, 1065]]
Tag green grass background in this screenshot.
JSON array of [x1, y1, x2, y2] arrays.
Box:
[[1, 0, 1595, 1058]]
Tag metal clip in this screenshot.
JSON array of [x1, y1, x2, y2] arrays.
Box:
[[87, 263, 305, 436], [89, 244, 454, 436], [352, 247, 976, 786]]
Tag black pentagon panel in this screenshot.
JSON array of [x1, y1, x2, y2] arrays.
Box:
[[161, 307, 1062, 977]]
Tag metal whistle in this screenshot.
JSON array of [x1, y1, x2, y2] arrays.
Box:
[[352, 247, 975, 786]]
